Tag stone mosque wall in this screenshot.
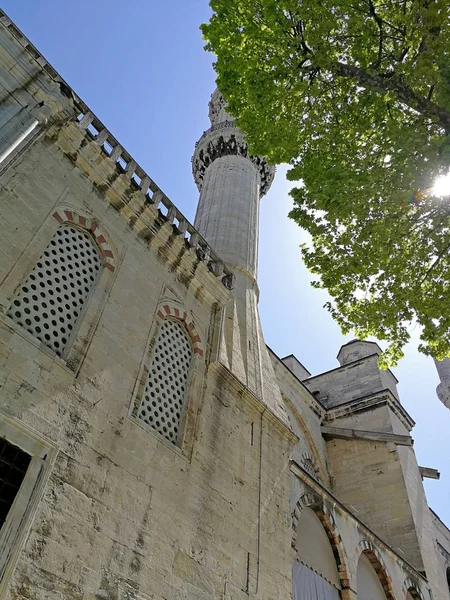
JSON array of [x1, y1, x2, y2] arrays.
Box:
[[0, 10, 449, 600]]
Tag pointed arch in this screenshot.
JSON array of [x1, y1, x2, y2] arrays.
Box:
[[283, 393, 328, 483], [292, 491, 350, 591], [357, 540, 395, 600], [52, 208, 115, 272], [137, 317, 193, 444], [405, 587, 422, 599], [135, 300, 205, 446], [156, 301, 204, 357]]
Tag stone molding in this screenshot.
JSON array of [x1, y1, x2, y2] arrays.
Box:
[[192, 126, 275, 197], [282, 394, 327, 483], [324, 390, 415, 432], [300, 451, 320, 480], [0, 413, 59, 596]]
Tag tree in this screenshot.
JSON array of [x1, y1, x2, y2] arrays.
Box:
[[201, 0, 450, 366]]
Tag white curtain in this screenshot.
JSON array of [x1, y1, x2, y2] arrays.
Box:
[[293, 561, 341, 600]]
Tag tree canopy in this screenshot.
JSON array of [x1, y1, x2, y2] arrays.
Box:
[[202, 0, 450, 366]]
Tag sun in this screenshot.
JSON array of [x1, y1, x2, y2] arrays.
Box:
[[432, 172, 450, 198]]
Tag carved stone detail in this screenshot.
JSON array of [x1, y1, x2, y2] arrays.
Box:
[[300, 452, 320, 479], [192, 127, 275, 197], [208, 89, 228, 125]]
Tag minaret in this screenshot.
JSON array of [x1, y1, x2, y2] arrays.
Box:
[[192, 90, 285, 419], [192, 89, 274, 279], [434, 358, 450, 408]]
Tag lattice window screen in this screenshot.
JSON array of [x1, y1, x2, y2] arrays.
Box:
[[7, 224, 102, 356], [138, 319, 193, 444]]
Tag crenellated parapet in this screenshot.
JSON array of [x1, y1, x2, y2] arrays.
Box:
[[0, 9, 234, 292], [192, 123, 275, 196]]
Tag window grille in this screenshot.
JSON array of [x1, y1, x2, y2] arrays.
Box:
[[138, 319, 193, 444], [0, 438, 31, 531], [7, 224, 102, 356]]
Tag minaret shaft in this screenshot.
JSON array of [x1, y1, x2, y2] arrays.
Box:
[[192, 89, 277, 398], [194, 154, 260, 279]]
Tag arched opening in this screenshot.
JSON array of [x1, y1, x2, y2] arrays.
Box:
[[293, 507, 341, 599], [138, 318, 193, 445], [356, 552, 387, 600], [7, 224, 103, 356], [446, 567, 450, 595]]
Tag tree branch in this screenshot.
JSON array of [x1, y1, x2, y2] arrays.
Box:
[[367, 0, 384, 68], [418, 238, 450, 285], [330, 61, 450, 133]]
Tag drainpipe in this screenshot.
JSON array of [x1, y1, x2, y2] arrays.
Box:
[[0, 102, 50, 165]]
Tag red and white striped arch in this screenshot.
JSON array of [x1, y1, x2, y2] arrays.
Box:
[[156, 302, 204, 357], [52, 209, 115, 272]]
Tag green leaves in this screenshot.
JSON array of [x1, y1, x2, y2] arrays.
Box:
[[203, 0, 450, 366]]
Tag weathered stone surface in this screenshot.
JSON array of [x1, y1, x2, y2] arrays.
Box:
[[0, 10, 448, 600]]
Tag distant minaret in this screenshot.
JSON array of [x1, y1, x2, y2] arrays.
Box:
[[434, 358, 450, 408], [192, 90, 283, 410]]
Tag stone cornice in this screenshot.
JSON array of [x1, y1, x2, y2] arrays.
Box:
[[306, 353, 399, 385], [192, 123, 275, 197], [324, 390, 415, 431]]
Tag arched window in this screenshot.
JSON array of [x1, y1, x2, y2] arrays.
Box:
[[447, 567, 450, 595], [293, 507, 341, 599], [356, 553, 387, 600], [138, 318, 193, 444], [7, 224, 102, 356]]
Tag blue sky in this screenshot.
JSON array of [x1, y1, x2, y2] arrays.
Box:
[[4, 1, 449, 524]]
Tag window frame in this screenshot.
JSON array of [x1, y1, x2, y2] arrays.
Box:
[[136, 317, 194, 446], [0, 202, 120, 375], [6, 223, 104, 359], [0, 412, 58, 596], [129, 299, 206, 459]]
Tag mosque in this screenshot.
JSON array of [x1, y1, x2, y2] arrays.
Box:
[[0, 9, 450, 600]]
